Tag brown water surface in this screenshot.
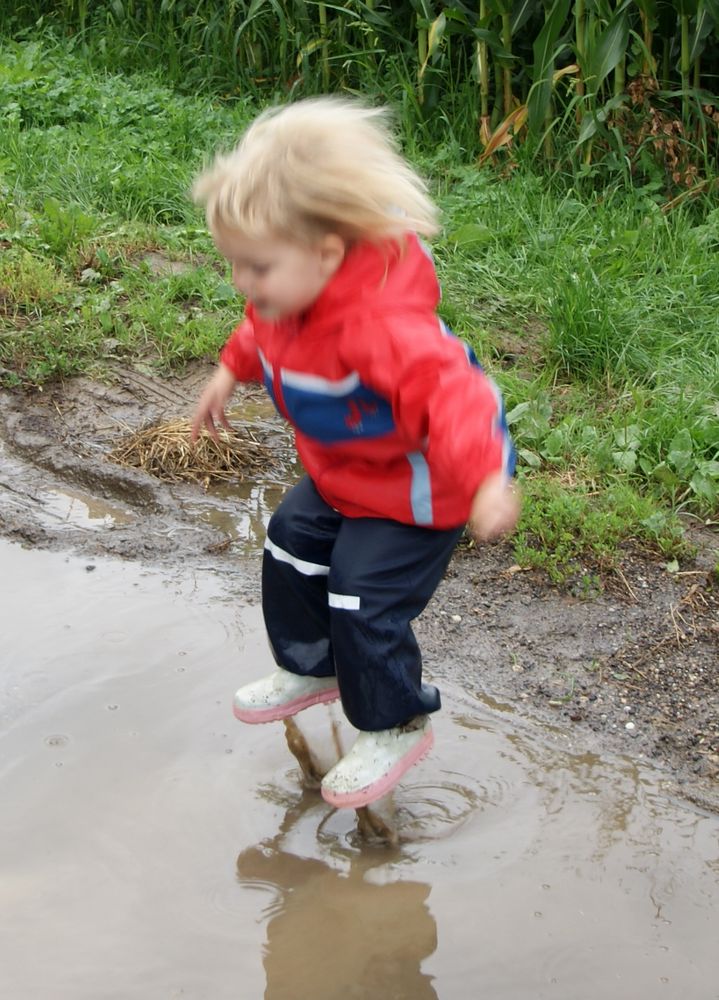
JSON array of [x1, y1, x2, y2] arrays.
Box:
[[1, 540, 718, 1000]]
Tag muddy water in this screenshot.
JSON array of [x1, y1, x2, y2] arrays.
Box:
[[1, 539, 718, 1000]]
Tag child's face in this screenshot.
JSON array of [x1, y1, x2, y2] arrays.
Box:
[[213, 223, 345, 320]]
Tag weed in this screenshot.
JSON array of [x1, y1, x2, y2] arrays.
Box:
[[0, 247, 71, 313], [513, 476, 690, 583]]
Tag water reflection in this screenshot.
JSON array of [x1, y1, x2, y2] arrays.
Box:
[[236, 794, 438, 1000]]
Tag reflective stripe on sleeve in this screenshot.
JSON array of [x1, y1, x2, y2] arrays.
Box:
[[406, 451, 433, 525]]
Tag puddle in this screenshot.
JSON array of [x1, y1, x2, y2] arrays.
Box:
[[182, 480, 289, 554], [41, 487, 136, 530], [180, 406, 301, 554], [1, 539, 718, 1000]]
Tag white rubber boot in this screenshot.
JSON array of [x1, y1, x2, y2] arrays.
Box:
[[320, 715, 433, 808], [233, 667, 340, 724]]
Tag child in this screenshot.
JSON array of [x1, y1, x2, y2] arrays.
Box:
[[191, 98, 519, 810]]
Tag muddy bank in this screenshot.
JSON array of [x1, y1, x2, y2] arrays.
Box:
[[0, 366, 717, 811]]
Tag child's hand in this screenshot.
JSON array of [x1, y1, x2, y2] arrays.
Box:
[[191, 364, 238, 443], [468, 472, 521, 543]]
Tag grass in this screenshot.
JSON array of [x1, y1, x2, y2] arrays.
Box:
[[512, 477, 692, 585], [1, 34, 717, 583]]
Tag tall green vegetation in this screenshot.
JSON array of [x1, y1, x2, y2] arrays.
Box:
[[3, 1, 718, 186], [0, 32, 716, 580]]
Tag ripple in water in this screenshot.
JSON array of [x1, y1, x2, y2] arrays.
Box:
[[211, 873, 280, 919], [393, 769, 487, 842], [308, 768, 493, 850], [249, 743, 512, 852]]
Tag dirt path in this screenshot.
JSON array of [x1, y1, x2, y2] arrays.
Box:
[[1, 365, 717, 812]]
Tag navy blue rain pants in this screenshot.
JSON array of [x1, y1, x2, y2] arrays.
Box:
[[262, 477, 463, 732]]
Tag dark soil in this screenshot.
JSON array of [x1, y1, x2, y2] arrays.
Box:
[[1, 365, 717, 811]]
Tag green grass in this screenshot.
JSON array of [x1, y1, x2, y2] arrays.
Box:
[[512, 477, 691, 585], [432, 164, 719, 545], [1, 35, 716, 583]]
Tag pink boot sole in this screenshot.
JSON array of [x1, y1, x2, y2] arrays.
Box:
[[320, 727, 434, 809], [233, 685, 340, 724]]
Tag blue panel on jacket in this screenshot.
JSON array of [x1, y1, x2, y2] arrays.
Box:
[[263, 375, 396, 444]]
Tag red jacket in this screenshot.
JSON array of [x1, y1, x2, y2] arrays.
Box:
[[220, 234, 514, 529]]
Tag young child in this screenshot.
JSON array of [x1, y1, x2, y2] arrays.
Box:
[[191, 98, 519, 810]]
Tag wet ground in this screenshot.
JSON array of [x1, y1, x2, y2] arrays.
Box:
[[1, 368, 718, 997], [2, 539, 719, 1000]]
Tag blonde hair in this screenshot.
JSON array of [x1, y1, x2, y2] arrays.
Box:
[[192, 97, 439, 244]]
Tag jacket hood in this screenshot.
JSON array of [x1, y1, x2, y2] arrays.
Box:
[[306, 234, 440, 325]]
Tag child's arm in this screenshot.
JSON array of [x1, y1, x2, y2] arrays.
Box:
[[191, 315, 261, 442], [219, 313, 264, 383], [348, 312, 518, 527]]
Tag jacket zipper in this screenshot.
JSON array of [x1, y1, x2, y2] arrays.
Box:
[[272, 366, 291, 422], [270, 320, 296, 422]]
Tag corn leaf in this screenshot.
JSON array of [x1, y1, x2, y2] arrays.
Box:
[[633, 0, 659, 24], [472, 26, 515, 61], [576, 92, 626, 144], [689, 0, 717, 63], [407, 0, 436, 19], [671, 0, 699, 15], [583, 0, 632, 97], [296, 36, 326, 67], [485, 0, 513, 15], [527, 0, 572, 135], [511, 0, 538, 34], [577, 110, 600, 143], [554, 61, 580, 80], [427, 11, 447, 55], [419, 12, 447, 80], [479, 104, 529, 160]]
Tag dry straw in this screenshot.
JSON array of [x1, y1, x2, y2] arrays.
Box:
[[110, 418, 276, 488]]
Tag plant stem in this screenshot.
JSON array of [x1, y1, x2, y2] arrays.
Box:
[[680, 13, 690, 121], [478, 0, 490, 140], [318, 2, 330, 91], [615, 55, 625, 97], [640, 10, 654, 76], [501, 10, 513, 115], [417, 17, 428, 105], [575, 0, 586, 122]]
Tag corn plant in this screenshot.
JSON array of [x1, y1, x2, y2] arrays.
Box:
[[2, 0, 717, 182]]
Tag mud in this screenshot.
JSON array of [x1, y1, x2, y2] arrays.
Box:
[[1, 365, 717, 813], [0, 364, 295, 561]]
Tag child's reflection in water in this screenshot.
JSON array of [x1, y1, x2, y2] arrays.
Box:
[[236, 796, 438, 1000]]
